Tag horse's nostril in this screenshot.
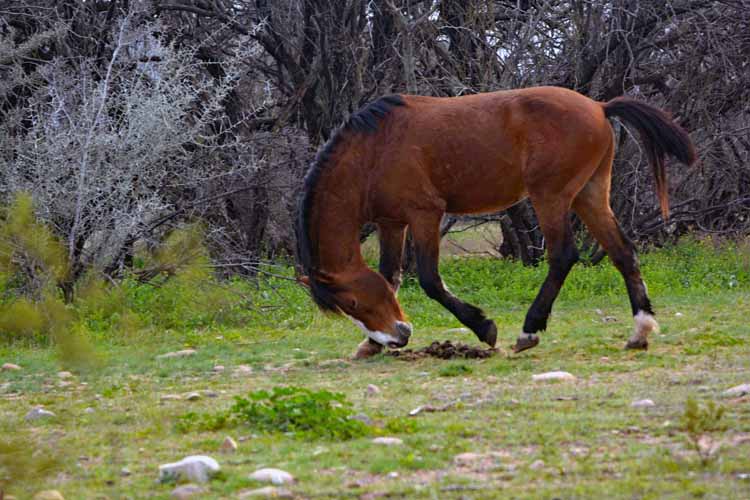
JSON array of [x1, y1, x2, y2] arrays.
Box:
[[397, 321, 413, 337]]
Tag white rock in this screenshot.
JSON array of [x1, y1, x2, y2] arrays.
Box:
[[25, 408, 56, 421], [372, 437, 403, 446], [366, 384, 380, 396], [724, 384, 750, 397], [121, 467, 131, 476], [675, 312, 684, 317], [220, 436, 238, 452], [156, 349, 197, 360], [238, 486, 293, 498], [631, 399, 656, 408], [33, 491, 64, 500], [532, 371, 576, 382], [248, 468, 295, 485], [185, 392, 201, 401], [170, 484, 206, 499], [234, 364, 253, 375], [529, 459, 545, 470], [387, 471, 399, 478], [160, 394, 182, 402], [212, 365, 225, 373], [2, 363, 21, 371], [84, 407, 96, 414], [158, 455, 220, 483], [57, 371, 73, 379]]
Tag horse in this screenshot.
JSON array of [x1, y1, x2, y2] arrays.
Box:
[[295, 86, 696, 359]]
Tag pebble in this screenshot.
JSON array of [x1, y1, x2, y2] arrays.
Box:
[[234, 364, 253, 375], [631, 399, 656, 408], [532, 371, 576, 382], [248, 468, 295, 485], [724, 384, 750, 397], [185, 392, 201, 401], [352, 413, 373, 425], [220, 436, 238, 453], [33, 492, 64, 500], [372, 437, 403, 446], [121, 467, 131, 477], [158, 455, 220, 483], [238, 486, 293, 498], [170, 484, 206, 499], [57, 371, 73, 379], [160, 394, 182, 402], [2, 362, 21, 371], [156, 349, 197, 360], [25, 408, 56, 421], [675, 312, 684, 317], [529, 459, 545, 470], [84, 407, 95, 414], [387, 471, 399, 478], [212, 365, 225, 373], [366, 384, 380, 396]]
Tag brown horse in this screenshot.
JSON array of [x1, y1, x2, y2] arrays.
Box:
[[296, 86, 696, 358]]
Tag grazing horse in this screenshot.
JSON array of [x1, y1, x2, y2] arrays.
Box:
[[295, 86, 696, 358]]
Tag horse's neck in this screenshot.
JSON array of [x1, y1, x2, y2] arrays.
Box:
[[312, 163, 367, 274]]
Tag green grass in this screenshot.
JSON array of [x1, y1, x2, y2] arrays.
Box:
[[2, 240, 750, 498]]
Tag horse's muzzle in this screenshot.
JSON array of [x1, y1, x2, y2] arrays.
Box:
[[388, 321, 412, 348]]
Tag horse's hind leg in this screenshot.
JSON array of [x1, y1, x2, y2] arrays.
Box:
[[573, 184, 657, 350], [409, 211, 497, 347], [514, 202, 579, 353]]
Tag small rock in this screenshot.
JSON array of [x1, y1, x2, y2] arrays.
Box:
[[185, 392, 201, 401], [121, 467, 131, 477], [158, 455, 220, 483], [602, 316, 618, 323], [532, 371, 576, 382], [212, 365, 225, 373], [170, 484, 206, 499], [454, 452, 483, 466], [529, 459, 545, 470], [84, 407, 95, 414], [220, 436, 238, 453], [57, 371, 73, 379], [203, 390, 219, 398], [675, 312, 684, 317], [248, 468, 295, 485], [33, 491, 64, 500], [387, 471, 399, 478], [160, 394, 182, 402], [631, 399, 656, 408], [352, 413, 373, 425], [366, 384, 380, 396], [234, 364, 253, 375], [156, 349, 197, 360], [238, 486, 293, 499], [724, 384, 750, 397], [600, 356, 610, 362], [372, 437, 403, 446], [25, 408, 56, 421], [2, 362, 21, 371]]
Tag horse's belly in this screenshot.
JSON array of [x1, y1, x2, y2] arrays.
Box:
[[442, 168, 526, 215]]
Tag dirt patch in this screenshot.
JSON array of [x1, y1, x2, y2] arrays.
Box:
[[386, 341, 497, 360]]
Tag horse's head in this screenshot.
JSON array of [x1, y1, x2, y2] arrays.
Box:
[[301, 268, 412, 348]]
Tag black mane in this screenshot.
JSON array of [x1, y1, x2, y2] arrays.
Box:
[[295, 94, 405, 313]]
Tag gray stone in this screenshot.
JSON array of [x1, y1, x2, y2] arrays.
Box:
[[529, 459, 545, 470], [185, 392, 201, 401], [170, 484, 206, 499], [160, 394, 182, 402], [532, 371, 576, 382], [220, 436, 238, 452], [57, 371, 73, 379], [84, 407, 96, 414], [372, 437, 403, 446], [159, 455, 220, 483], [724, 384, 750, 397], [631, 399, 656, 408], [25, 408, 56, 421], [156, 349, 197, 360], [121, 467, 131, 477], [248, 468, 295, 485], [212, 365, 225, 372], [366, 384, 380, 396], [351, 413, 373, 426]]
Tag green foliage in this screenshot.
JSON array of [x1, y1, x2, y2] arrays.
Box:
[[0, 432, 62, 495], [438, 363, 473, 377], [178, 386, 372, 440]]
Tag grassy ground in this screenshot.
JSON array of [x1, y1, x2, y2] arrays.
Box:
[[1, 240, 750, 499]]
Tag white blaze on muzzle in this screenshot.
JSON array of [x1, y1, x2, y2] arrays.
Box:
[[347, 315, 400, 346]]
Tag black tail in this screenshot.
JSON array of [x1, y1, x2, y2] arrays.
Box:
[[603, 97, 697, 219]]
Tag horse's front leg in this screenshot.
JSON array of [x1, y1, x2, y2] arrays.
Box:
[[354, 222, 407, 359], [408, 210, 497, 347]]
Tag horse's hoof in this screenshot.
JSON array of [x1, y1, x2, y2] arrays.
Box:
[[476, 319, 497, 347], [513, 333, 539, 353], [625, 338, 649, 350], [353, 339, 384, 359]]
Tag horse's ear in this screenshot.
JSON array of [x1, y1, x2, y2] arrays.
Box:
[[297, 275, 311, 288]]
